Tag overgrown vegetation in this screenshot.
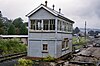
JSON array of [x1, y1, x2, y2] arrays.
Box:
[[43, 55, 55, 62], [72, 37, 88, 49], [0, 38, 27, 55], [16, 58, 33, 66], [72, 37, 87, 45]]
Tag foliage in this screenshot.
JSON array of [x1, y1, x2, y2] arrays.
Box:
[[13, 17, 23, 28], [72, 37, 87, 45], [0, 27, 4, 34], [8, 24, 16, 35], [0, 11, 28, 35], [94, 31, 100, 35], [20, 24, 28, 35], [16, 58, 33, 66], [0, 11, 2, 17], [72, 37, 88, 50], [0, 18, 3, 27], [0, 38, 27, 55], [88, 30, 95, 36], [73, 27, 80, 34], [2, 26, 8, 34], [43, 55, 55, 62]]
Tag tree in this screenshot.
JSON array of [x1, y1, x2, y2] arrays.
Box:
[[94, 31, 100, 35], [0, 11, 2, 17], [13, 17, 23, 28], [15, 28, 20, 35], [0, 27, 4, 34], [0, 18, 4, 34], [2, 26, 8, 35], [20, 24, 28, 35], [0, 18, 3, 27], [8, 24, 16, 35], [88, 30, 94, 36], [73, 27, 80, 34]]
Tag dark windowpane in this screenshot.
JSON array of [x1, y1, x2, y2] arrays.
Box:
[[43, 44, 48, 50], [31, 20, 35, 30], [50, 19, 55, 30], [43, 20, 49, 30]]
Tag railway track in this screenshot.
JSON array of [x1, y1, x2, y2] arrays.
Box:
[[0, 52, 27, 63]]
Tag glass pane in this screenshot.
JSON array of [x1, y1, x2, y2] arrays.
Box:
[[43, 20, 49, 30]]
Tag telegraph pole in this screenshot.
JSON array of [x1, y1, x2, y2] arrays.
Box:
[[85, 21, 86, 43]]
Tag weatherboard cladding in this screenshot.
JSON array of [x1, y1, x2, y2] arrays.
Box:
[[26, 4, 74, 23]]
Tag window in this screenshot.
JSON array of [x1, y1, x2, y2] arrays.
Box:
[[64, 38, 69, 48], [62, 41, 65, 49], [66, 23, 68, 31], [50, 19, 55, 30], [68, 23, 72, 32], [43, 19, 55, 30], [31, 20, 35, 30], [63, 22, 66, 31], [60, 21, 62, 30], [31, 19, 55, 30], [57, 20, 60, 30], [70, 24, 73, 32], [68, 23, 70, 32], [31, 20, 42, 30], [64, 22, 66, 31], [43, 44, 48, 51], [36, 20, 42, 30], [43, 20, 49, 30], [62, 38, 69, 49]]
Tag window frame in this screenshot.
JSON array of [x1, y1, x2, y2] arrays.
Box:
[[62, 38, 69, 50], [43, 44, 48, 51]]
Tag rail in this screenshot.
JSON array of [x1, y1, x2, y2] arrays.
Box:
[[0, 52, 27, 63]]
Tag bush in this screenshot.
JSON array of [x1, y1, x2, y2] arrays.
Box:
[[72, 37, 87, 45], [0, 38, 27, 55], [16, 58, 33, 66], [43, 55, 55, 62]]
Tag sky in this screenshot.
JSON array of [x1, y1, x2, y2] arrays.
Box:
[[0, 0, 100, 29]]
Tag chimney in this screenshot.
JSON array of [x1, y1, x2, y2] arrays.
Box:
[[59, 8, 61, 13], [45, 1, 47, 7], [52, 4, 55, 10]]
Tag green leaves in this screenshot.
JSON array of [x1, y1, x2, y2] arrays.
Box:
[[43, 55, 55, 62], [0, 17, 28, 35], [0, 39, 27, 55], [8, 24, 16, 35], [16, 58, 33, 66]]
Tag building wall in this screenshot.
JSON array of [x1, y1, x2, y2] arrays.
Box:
[[28, 40, 56, 58], [28, 32, 72, 58], [28, 7, 73, 58], [28, 8, 57, 58], [56, 33, 72, 57], [29, 32, 56, 39], [28, 32, 56, 57], [29, 8, 56, 19]]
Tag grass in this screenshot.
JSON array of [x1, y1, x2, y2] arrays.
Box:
[[72, 37, 87, 45], [72, 36, 88, 50]]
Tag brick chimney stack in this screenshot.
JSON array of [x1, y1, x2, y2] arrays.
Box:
[[52, 4, 55, 10], [45, 1, 47, 7], [59, 8, 61, 13]]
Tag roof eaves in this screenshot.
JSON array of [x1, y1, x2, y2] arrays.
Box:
[[58, 15, 75, 23], [26, 4, 58, 17], [26, 4, 42, 17]]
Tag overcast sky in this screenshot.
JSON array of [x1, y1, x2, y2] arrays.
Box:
[[0, 0, 100, 29]]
